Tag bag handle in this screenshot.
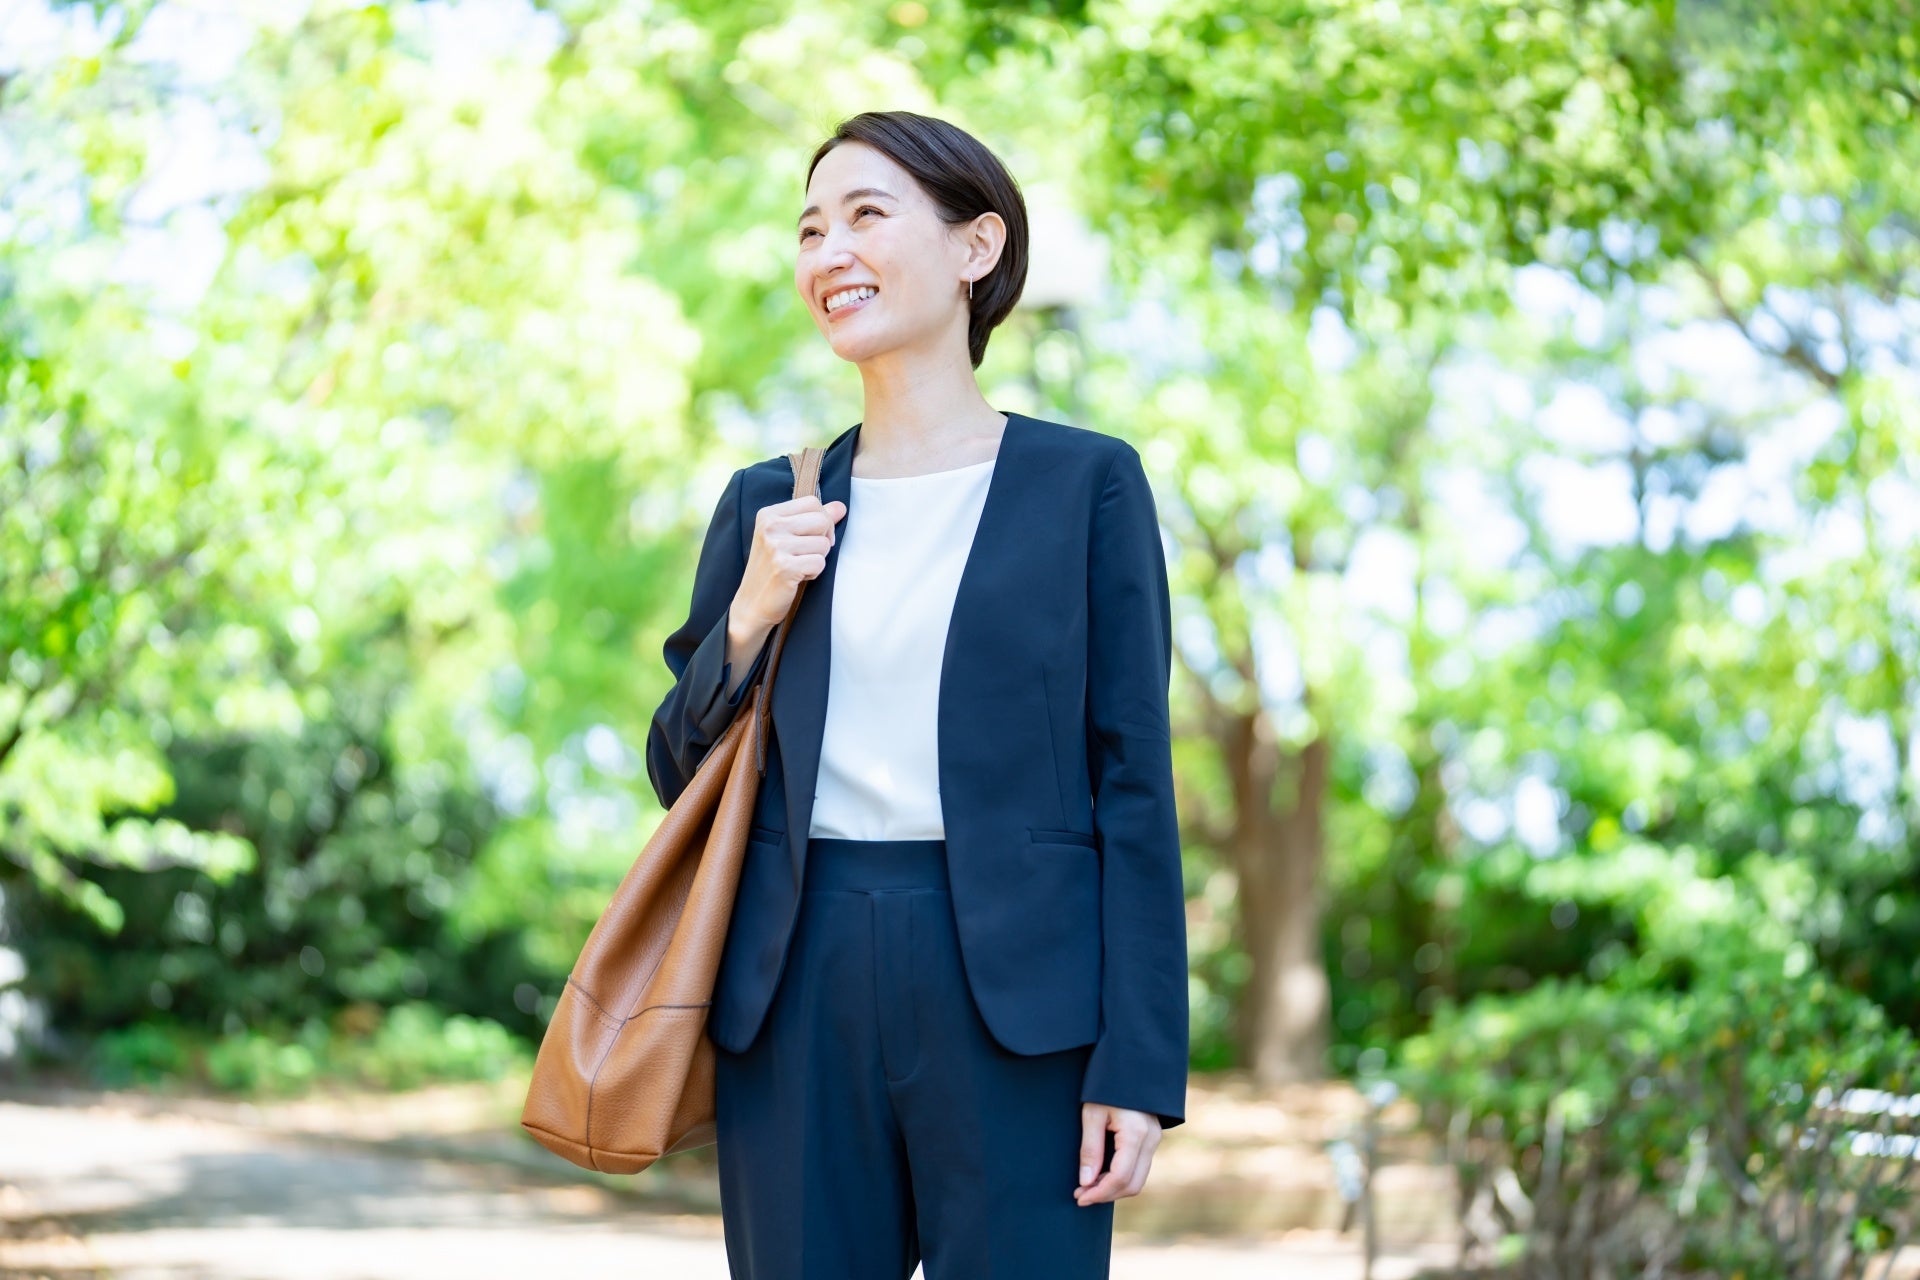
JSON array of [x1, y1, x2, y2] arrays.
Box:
[[751, 445, 826, 776]]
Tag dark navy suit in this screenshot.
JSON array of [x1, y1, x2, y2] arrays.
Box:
[[644, 410, 1189, 1276]]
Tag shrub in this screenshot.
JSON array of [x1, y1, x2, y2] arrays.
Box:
[[1398, 967, 1920, 1279], [86, 1002, 531, 1097]]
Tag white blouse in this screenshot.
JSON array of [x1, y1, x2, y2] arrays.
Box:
[[807, 457, 996, 841]]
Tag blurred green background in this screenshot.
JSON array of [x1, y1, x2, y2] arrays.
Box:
[[1, 0, 1917, 1267]]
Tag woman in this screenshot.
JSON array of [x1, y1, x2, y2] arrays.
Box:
[[644, 110, 1188, 1279]]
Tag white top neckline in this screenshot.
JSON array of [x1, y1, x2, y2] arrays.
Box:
[[851, 457, 997, 483]]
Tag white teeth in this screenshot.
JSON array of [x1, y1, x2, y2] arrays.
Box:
[[825, 286, 876, 313]]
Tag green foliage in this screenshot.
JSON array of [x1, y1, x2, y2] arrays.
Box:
[[6, 649, 552, 1042], [1399, 964, 1920, 1278], [89, 1003, 530, 1097], [0, 275, 267, 927]]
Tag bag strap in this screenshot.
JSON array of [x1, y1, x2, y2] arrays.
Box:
[[752, 445, 826, 775]]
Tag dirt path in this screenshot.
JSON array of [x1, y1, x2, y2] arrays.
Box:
[[0, 1086, 1455, 1279]]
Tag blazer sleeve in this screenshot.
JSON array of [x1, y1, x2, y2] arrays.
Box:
[[644, 465, 776, 811], [1078, 442, 1191, 1130]]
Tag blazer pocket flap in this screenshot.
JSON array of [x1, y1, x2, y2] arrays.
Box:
[[1028, 826, 1098, 848], [749, 823, 786, 845]]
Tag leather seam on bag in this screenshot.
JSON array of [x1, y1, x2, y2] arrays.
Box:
[[565, 977, 623, 1028]]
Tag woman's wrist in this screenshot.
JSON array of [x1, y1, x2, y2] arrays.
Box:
[[725, 604, 775, 672]]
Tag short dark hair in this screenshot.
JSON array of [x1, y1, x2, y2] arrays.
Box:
[[805, 111, 1029, 370]]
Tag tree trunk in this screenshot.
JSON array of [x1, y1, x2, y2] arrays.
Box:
[[1227, 710, 1331, 1083]]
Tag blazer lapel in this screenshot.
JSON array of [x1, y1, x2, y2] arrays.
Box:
[[775, 419, 857, 883]]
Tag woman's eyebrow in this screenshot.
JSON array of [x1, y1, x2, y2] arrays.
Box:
[[797, 187, 898, 228]]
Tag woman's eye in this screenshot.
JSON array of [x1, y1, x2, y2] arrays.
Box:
[[800, 208, 881, 242]]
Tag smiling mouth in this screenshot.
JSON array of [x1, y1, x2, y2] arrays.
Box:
[[824, 286, 878, 317]]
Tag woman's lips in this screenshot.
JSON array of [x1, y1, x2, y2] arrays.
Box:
[[826, 290, 876, 323]]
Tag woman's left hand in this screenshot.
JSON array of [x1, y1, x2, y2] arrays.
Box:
[[1073, 1102, 1163, 1205]]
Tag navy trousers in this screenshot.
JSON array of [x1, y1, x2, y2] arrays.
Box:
[[712, 836, 1115, 1279]]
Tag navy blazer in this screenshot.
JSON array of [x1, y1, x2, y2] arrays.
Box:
[[645, 410, 1189, 1129]]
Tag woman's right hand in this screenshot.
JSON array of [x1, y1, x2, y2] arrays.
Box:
[[729, 494, 848, 642]]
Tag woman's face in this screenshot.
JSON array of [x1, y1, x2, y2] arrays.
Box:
[[795, 141, 982, 366]]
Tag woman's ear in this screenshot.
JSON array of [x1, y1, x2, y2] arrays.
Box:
[[964, 210, 1006, 279]]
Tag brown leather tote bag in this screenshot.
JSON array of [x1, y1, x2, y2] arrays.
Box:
[[520, 445, 825, 1173]]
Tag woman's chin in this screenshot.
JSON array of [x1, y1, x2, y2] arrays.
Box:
[[830, 330, 896, 364]]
